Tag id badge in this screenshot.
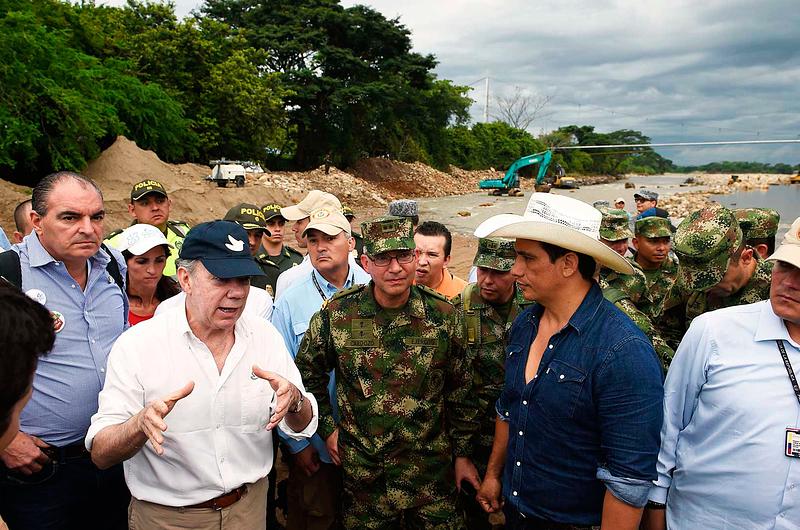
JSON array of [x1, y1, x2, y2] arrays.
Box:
[[785, 428, 800, 458]]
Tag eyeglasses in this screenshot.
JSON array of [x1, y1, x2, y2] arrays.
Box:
[[371, 250, 415, 267]]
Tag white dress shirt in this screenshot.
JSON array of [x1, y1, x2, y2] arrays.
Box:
[[86, 306, 317, 506], [650, 300, 800, 529], [155, 285, 273, 321]]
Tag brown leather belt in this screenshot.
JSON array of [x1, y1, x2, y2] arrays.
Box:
[[187, 485, 247, 511], [42, 443, 90, 461]]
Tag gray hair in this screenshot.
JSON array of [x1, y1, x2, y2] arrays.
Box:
[[31, 171, 103, 216], [175, 258, 200, 275]]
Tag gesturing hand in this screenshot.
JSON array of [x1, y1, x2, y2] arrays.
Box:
[[252, 365, 301, 430], [136, 381, 195, 456]]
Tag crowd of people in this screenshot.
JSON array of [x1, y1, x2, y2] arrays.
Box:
[[0, 170, 798, 530]]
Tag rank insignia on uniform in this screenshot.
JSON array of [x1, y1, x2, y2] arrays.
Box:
[[346, 319, 379, 348], [403, 337, 439, 347]]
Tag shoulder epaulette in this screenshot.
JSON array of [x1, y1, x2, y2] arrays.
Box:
[[330, 283, 366, 302], [417, 284, 452, 304], [167, 220, 190, 237], [285, 246, 303, 256]]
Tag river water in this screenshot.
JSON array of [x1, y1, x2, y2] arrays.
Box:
[[717, 184, 800, 240]]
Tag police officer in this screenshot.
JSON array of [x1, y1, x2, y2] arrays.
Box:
[[105, 179, 190, 277], [660, 205, 773, 348], [255, 203, 304, 296], [452, 238, 532, 529], [734, 207, 780, 260], [222, 203, 274, 294], [295, 216, 480, 529]]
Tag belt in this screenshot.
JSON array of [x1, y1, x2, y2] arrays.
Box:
[[42, 443, 90, 461], [188, 485, 248, 511]]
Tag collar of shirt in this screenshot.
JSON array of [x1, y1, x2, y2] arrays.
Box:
[[311, 266, 357, 299], [755, 298, 800, 348], [524, 282, 604, 337]]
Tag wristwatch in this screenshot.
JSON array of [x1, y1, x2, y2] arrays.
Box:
[[290, 393, 304, 414], [646, 500, 666, 510]]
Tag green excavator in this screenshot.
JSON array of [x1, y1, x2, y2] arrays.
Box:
[[478, 149, 577, 196]]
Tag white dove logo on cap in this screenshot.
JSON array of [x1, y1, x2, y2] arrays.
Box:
[[225, 235, 245, 252]]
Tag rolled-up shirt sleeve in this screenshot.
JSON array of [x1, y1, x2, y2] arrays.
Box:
[[85, 337, 144, 450], [596, 336, 664, 507], [648, 315, 711, 504], [270, 330, 318, 441]]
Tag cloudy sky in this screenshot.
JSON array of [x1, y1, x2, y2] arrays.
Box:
[[102, 0, 799, 165]]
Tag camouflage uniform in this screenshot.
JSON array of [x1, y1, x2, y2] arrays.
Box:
[[660, 205, 772, 347], [596, 208, 650, 306], [342, 205, 365, 260], [630, 216, 680, 321], [451, 238, 532, 530], [295, 216, 479, 530]]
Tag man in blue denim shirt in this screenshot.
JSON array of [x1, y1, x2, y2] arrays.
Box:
[[474, 193, 663, 530]]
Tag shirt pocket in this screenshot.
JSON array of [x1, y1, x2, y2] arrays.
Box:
[[240, 380, 274, 433], [534, 359, 587, 420]]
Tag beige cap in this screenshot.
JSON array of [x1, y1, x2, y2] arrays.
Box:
[[281, 190, 342, 221], [302, 207, 352, 237], [767, 216, 800, 269]]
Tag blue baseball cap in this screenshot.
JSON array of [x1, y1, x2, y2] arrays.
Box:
[[179, 221, 265, 278]]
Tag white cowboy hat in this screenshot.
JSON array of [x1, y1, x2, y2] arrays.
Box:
[[474, 193, 634, 274]]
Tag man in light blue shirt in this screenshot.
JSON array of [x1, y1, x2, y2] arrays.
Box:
[[643, 216, 800, 530], [0, 171, 130, 530], [272, 205, 370, 529], [0, 229, 10, 251]]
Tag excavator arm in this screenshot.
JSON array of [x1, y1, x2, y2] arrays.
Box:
[[478, 150, 553, 192]]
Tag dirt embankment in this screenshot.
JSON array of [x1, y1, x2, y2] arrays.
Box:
[[0, 136, 504, 242]]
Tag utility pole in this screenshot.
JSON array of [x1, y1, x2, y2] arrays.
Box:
[[483, 77, 490, 123]]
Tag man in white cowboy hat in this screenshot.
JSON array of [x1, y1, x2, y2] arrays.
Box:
[[474, 193, 664, 530]]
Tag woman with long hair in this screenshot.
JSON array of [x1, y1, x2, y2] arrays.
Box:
[[116, 224, 180, 325]]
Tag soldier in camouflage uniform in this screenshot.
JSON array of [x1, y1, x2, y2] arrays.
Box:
[[660, 205, 773, 348], [734, 207, 780, 260], [342, 205, 364, 260], [451, 238, 533, 529], [222, 203, 276, 294], [631, 216, 679, 319], [597, 207, 649, 306], [295, 216, 480, 530], [595, 210, 673, 369]]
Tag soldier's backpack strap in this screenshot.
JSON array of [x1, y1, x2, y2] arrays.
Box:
[[602, 287, 629, 305], [461, 283, 480, 346], [0, 250, 22, 288], [0, 246, 122, 292]]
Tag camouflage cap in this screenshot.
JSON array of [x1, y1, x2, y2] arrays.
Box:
[[360, 216, 415, 257], [341, 205, 355, 219], [734, 207, 780, 240], [130, 179, 168, 201], [473, 237, 516, 271], [223, 203, 268, 231], [634, 190, 659, 201], [598, 207, 633, 241], [635, 216, 673, 238], [673, 205, 743, 292], [387, 199, 419, 218], [261, 203, 285, 221]]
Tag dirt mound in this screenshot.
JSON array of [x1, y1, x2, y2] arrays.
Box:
[[0, 180, 32, 241]]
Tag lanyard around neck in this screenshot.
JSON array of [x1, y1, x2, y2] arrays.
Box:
[[777, 340, 800, 407]]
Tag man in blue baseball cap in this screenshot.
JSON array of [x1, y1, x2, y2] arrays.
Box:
[[88, 221, 318, 529]]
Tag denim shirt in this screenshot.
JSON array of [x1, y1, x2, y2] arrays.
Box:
[[497, 282, 663, 525]]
